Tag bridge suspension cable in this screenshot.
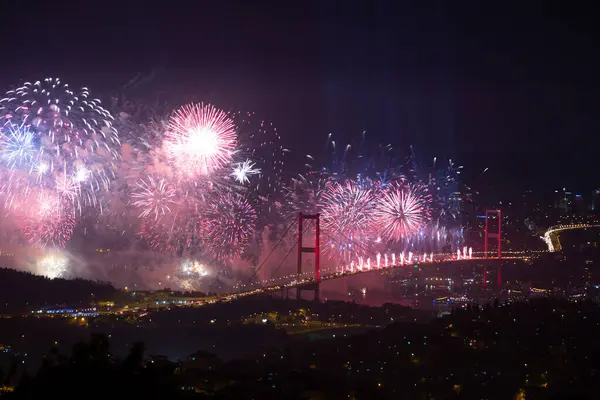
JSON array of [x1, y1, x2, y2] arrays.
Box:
[[322, 223, 381, 261], [240, 219, 296, 290], [260, 223, 312, 289]]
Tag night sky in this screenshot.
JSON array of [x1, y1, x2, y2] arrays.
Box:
[[2, 1, 598, 198]]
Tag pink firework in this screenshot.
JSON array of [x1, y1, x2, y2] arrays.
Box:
[[131, 176, 176, 221], [319, 180, 378, 259], [202, 193, 257, 260], [375, 182, 431, 242], [139, 211, 201, 253], [19, 192, 76, 248], [165, 103, 237, 177]]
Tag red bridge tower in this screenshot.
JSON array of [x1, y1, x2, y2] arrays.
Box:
[[484, 209, 502, 258], [296, 213, 321, 301], [484, 209, 502, 286]]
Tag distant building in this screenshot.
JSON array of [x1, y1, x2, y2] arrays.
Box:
[[574, 193, 586, 213], [554, 189, 576, 212], [592, 189, 600, 211]]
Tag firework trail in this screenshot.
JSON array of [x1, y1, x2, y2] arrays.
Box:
[[304, 132, 405, 183], [233, 112, 286, 190], [229, 111, 287, 231], [281, 175, 326, 219], [428, 158, 464, 222]]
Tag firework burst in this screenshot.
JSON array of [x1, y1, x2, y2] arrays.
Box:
[[320, 180, 378, 235], [202, 193, 257, 260], [165, 103, 236, 177], [375, 182, 431, 242], [37, 253, 69, 279], [0, 78, 119, 153], [318, 180, 378, 259], [231, 159, 261, 184], [180, 259, 210, 278], [131, 176, 176, 220], [0, 78, 120, 215], [0, 123, 36, 169], [19, 191, 76, 248]]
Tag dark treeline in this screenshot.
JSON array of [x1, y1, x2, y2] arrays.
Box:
[[2, 334, 188, 399], [0, 268, 117, 313]]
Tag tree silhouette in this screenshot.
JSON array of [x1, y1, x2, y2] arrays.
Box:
[[8, 334, 187, 399]]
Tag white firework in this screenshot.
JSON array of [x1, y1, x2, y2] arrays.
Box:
[[231, 159, 261, 184]]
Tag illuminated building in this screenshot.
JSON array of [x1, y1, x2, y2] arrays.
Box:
[[554, 189, 570, 212], [554, 188, 584, 213]]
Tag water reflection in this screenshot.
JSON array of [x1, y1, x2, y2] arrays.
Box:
[[310, 261, 526, 311]]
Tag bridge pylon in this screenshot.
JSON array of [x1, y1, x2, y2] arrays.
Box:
[[296, 213, 320, 301], [484, 209, 502, 258]]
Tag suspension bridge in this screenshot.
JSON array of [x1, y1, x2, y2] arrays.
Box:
[[113, 215, 600, 311], [230, 209, 540, 301]]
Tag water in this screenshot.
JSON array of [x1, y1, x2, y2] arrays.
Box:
[[296, 263, 494, 311]]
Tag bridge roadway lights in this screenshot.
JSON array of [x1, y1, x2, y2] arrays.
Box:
[[542, 224, 600, 252], [238, 256, 528, 299]]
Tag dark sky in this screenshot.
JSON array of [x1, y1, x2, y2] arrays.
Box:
[[2, 0, 599, 197]]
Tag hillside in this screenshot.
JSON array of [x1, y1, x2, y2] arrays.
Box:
[[0, 268, 118, 313]]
